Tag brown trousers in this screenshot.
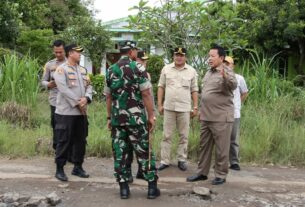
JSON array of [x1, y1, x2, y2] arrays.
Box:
[[196, 121, 233, 179]]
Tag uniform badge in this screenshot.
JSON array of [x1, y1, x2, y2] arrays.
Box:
[[56, 67, 64, 74]]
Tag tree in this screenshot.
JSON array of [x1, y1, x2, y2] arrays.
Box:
[[60, 17, 112, 71], [0, 1, 21, 48], [129, 0, 247, 71], [237, 0, 305, 75], [16, 29, 54, 64]]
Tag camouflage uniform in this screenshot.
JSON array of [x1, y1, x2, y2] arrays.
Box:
[[104, 56, 158, 183]]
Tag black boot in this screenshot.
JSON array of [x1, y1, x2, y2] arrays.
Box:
[[136, 166, 145, 180], [127, 168, 133, 184], [119, 182, 130, 199], [71, 164, 89, 178], [55, 165, 68, 182], [147, 181, 160, 199]]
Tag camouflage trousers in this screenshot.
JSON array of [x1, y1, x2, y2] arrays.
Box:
[[111, 125, 158, 183]]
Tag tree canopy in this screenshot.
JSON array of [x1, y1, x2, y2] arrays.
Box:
[[0, 0, 111, 68]]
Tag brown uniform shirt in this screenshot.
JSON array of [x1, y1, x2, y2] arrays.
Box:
[[158, 63, 198, 112], [200, 64, 237, 122]]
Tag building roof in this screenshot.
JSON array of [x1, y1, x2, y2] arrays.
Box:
[[103, 17, 141, 33]]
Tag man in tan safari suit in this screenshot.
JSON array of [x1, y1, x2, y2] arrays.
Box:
[[157, 47, 198, 171]]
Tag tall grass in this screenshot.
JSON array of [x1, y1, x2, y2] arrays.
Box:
[[0, 54, 40, 107], [235, 50, 305, 165]]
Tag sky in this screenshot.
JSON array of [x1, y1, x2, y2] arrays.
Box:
[[93, 0, 161, 22]]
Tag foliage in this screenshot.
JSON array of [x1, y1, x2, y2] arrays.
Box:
[[146, 55, 165, 84], [0, 1, 21, 48], [59, 17, 112, 70], [0, 0, 105, 66], [89, 74, 105, 102], [0, 54, 40, 107], [237, 0, 305, 75], [129, 0, 247, 70], [16, 29, 54, 65]]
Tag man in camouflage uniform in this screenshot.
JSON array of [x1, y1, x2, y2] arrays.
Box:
[[104, 40, 160, 199], [126, 49, 153, 182], [41, 40, 66, 150], [53, 44, 92, 182]]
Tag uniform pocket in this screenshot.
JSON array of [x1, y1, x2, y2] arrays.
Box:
[[55, 124, 68, 143], [166, 74, 176, 86], [182, 77, 191, 88]]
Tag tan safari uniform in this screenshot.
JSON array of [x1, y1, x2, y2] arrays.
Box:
[[158, 63, 198, 165], [197, 64, 237, 179]]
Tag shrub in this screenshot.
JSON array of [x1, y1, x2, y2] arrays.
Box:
[[89, 74, 105, 102], [146, 55, 165, 84]]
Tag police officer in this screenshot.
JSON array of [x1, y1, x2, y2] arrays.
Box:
[[187, 45, 237, 185], [157, 47, 199, 171], [41, 40, 66, 150], [53, 44, 92, 182], [104, 40, 160, 199]]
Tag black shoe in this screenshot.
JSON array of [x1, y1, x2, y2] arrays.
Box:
[[158, 164, 169, 171], [186, 174, 208, 182], [230, 164, 241, 171], [212, 177, 226, 185], [147, 181, 160, 199], [119, 182, 130, 199], [127, 168, 133, 184], [71, 165, 89, 178], [136, 171, 145, 180], [55, 165, 68, 182], [178, 161, 187, 171]]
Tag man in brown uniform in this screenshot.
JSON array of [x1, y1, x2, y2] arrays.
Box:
[[187, 45, 237, 185], [158, 47, 198, 171]]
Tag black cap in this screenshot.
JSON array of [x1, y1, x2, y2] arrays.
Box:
[[137, 50, 149, 60], [65, 44, 84, 54], [174, 47, 187, 55], [119, 40, 138, 50]]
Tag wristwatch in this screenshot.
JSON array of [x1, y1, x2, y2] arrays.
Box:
[[86, 96, 91, 104]]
